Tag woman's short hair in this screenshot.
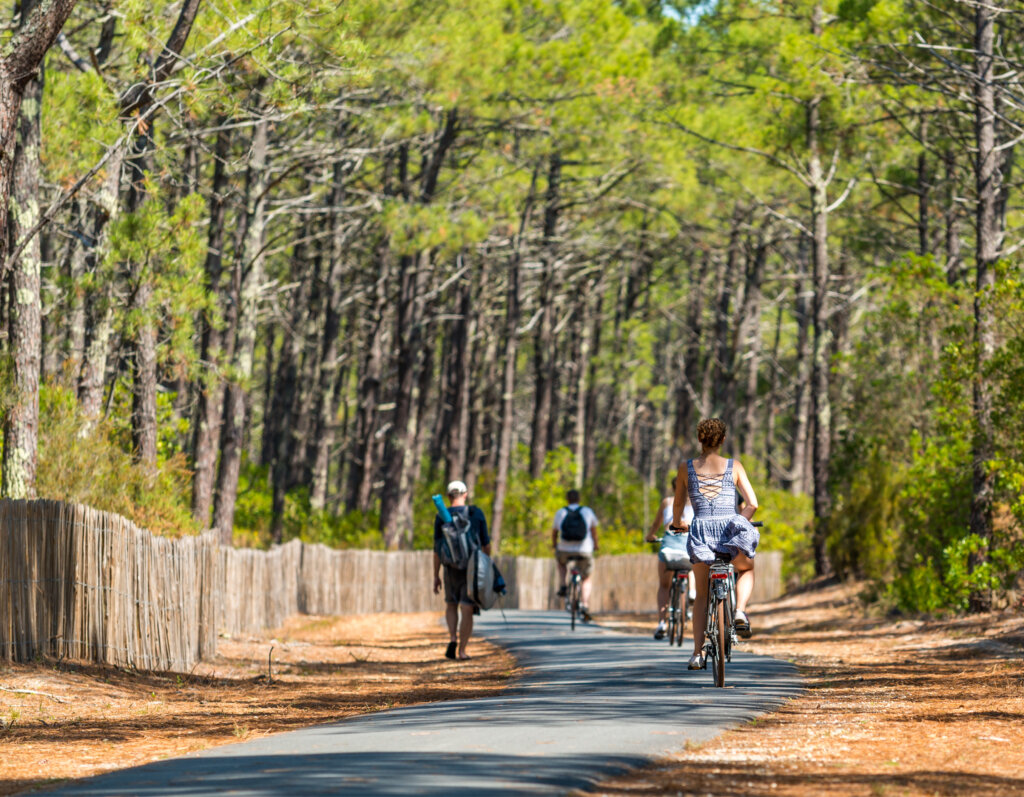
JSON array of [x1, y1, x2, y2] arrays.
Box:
[[697, 418, 727, 449]]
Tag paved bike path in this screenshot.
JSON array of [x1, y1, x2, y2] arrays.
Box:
[[43, 610, 801, 796]]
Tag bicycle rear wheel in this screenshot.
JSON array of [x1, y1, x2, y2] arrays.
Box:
[[667, 579, 679, 646], [570, 578, 579, 631], [713, 599, 726, 687], [724, 591, 734, 662]]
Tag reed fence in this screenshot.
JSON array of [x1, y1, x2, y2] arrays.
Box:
[[1, 499, 783, 672]]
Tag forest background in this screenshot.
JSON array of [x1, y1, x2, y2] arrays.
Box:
[[0, 0, 1022, 613]]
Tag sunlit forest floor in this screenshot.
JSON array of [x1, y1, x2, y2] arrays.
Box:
[[0, 613, 516, 795], [591, 581, 1024, 796]]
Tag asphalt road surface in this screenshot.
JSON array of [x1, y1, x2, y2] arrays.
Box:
[[42, 609, 801, 796]]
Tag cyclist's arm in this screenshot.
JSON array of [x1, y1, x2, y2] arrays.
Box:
[[672, 463, 690, 529], [433, 551, 442, 593], [590, 520, 599, 553], [733, 459, 759, 520], [646, 497, 670, 542]]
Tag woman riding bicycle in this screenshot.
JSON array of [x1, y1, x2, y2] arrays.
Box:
[[670, 418, 759, 670], [645, 476, 694, 640]]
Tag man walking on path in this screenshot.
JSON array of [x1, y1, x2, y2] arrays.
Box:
[[433, 480, 491, 660], [552, 489, 599, 621]]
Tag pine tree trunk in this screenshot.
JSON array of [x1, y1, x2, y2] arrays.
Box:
[[2, 56, 42, 499], [191, 125, 231, 526], [582, 288, 603, 480], [345, 260, 387, 512], [675, 253, 707, 444], [789, 236, 812, 495], [268, 240, 316, 543], [765, 302, 784, 484], [807, 72, 833, 577], [310, 165, 349, 511], [968, 4, 1000, 613], [214, 117, 268, 544], [712, 220, 742, 424], [944, 149, 963, 285], [444, 276, 473, 481], [491, 255, 520, 547], [380, 251, 427, 549], [530, 153, 561, 479], [739, 239, 766, 457], [62, 197, 88, 376]]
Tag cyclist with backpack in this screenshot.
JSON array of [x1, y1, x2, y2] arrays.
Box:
[[432, 480, 491, 661], [552, 489, 599, 622]]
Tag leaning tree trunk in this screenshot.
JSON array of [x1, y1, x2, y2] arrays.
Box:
[[968, 3, 1000, 613]]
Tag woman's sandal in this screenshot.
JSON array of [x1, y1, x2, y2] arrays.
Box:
[[687, 653, 704, 670], [734, 612, 752, 639]]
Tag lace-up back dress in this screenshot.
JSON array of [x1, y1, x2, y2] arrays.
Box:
[[685, 458, 759, 564]]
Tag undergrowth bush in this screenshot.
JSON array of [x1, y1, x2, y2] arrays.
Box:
[[31, 383, 198, 536]]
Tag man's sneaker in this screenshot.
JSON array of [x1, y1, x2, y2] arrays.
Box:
[[581, 606, 593, 623], [687, 653, 704, 670], [653, 621, 667, 640], [734, 610, 752, 639], [557, 585, 568, 598]]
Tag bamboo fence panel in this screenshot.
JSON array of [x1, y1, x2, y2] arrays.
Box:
[[0, 500, 217, 672]]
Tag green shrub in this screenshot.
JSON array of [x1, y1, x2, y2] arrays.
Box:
[[31, 383, 198, 537]]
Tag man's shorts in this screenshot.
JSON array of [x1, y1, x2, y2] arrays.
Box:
[[443, 565, 475, 605], [557, 550, 593, 578]]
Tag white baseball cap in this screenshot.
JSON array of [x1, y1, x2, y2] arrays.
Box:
[[446, 480, 468, 496]]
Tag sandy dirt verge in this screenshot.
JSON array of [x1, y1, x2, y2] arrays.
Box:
[[590, 580, 1024, 797], [0, 612, 515, 795]]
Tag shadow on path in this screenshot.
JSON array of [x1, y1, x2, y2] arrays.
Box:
[[40, 611, 801, 796]]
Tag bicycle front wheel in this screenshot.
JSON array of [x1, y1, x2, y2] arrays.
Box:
[[570, 579, 579, 631], [676, 582, 688, 648], [713, 599, 726, 687]]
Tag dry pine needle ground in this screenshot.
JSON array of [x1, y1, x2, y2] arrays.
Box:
[[591, 580, 1024, 797], [0, 612, 515, 795]]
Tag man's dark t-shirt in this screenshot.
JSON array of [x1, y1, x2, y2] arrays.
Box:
[[434, 505, 490, 557]]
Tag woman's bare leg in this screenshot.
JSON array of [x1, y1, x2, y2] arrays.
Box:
[[690, 562, 709, 656], [657, 558, 670, 622], [731, 552, 755, 615]]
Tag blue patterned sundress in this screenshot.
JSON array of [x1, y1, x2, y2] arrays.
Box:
[[685, 458, 759, 564]]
